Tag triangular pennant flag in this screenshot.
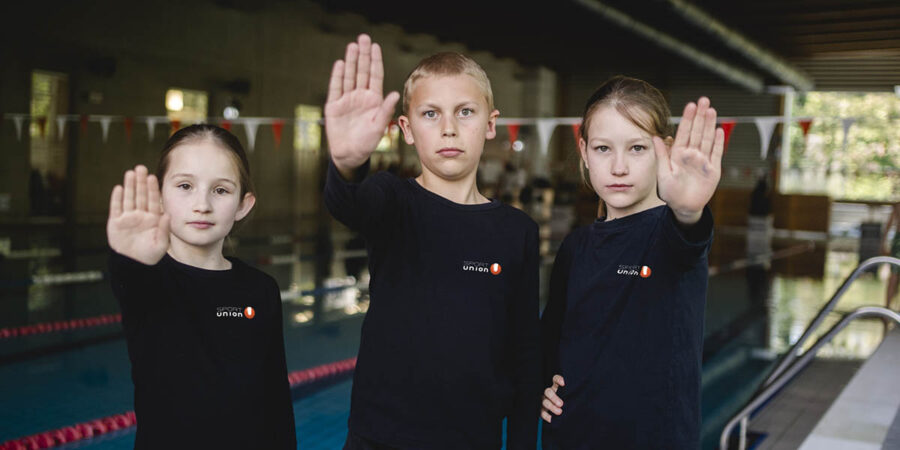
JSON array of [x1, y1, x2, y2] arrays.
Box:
[[36, 116, 47, 138], [79, 114, 89, 134], [170, 119, 181, 135], [221, 121, 232, 132], [720, 120, 736, 154], [98, 116, 112, 143], [753, 117, 778, 159], [507, 124, 520, 147], [572, 123, 581, 143], [536, 119, 557, 156], [146, 117, 158, 142], [798, 119, 812, 137], [271, 120, 285, 149], [124, 117, 134, 142], [841, 118, 855, 152], [243, 119, 260, 152], [56, 116, 67, 141], [11, 115, 24, 142]]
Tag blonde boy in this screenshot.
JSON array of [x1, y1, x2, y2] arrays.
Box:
[[324, 34, 540, 449]]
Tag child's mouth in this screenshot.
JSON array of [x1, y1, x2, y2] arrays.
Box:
[[606, 184, 632, 191], [189, 221, 214, 229], [437, 148, 463, 157]]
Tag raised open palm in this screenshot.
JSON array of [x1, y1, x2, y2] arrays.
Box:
[[653, 97, 724, 223], [107, 165, 170, 265], [325, 34, 400, 175]]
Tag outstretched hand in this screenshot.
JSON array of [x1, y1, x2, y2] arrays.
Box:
[[107, 165, 170, 265], [325, 34, 400, 179], [653, 97, 723, 225]]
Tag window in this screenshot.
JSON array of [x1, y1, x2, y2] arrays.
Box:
[[165, 88, 208, 124]]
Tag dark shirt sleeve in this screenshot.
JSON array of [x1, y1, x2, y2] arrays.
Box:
[[662, 205, 714, 267], [107, 249, 161, 342], [323, 159, 399, 240], [506, 221, 542, 450], [540, 232, 574, 388], [264, 279, 297, 449]]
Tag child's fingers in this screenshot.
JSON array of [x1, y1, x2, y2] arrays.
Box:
[[711, 127, 725, 168], [552, 374, 566, 387], [544, 387, 563, 407], [122, 170, 135, 212], [377, 92, 400, 127], [541, 410, 553, 423], [700, 107, 718, 157], [356, 34, 371, 90], [135, 165, 147, 212], [327, 60, 344, 104], [653, 136, 671, 172], [673, 102, 696, 149], [343, 42, 359, 93], [542, 397, 562, 415], [147, 174, 161, 214], [370, 43, 384, 97], [109, 185, 123, 219], [689, 97, 710, 149]]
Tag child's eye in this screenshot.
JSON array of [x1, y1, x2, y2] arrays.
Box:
[[594, 145, 610, 153], [177, 183, 191, 190], [214, 187, 230, 195], [631, 145, 646, 152], [423, 110, 437, 119], [459, 108, 474, 117]]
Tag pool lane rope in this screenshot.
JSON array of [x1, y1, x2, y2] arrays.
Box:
[[0, 357, 357, 450], [0, 314, 122, 340]]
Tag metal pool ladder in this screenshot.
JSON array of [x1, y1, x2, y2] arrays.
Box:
[[719, 256, 900, 450]]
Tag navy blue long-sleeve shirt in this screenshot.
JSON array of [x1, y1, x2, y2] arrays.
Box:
[[108, 251, 296, 449], [324, 161, 541, 449], [541, 205, 713, 449]]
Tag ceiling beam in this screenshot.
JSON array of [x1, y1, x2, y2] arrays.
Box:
[[665, 0, 815, 91], [573, 0, 766, 93]]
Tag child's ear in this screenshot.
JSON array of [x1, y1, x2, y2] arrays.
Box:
[[484, 109, 500, 140], [398, 115, 415, 145], [234, 192, 256, 222]]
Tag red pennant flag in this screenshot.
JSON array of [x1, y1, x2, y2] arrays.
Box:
[[572, 124, 581, 143], [36, 116, 47, 138], [124, 117, 134, 142], [720, 121, 736, 154], [271, 120, 284, 149], [170, 120, 181, 135], [798, 119, 813, 137], [79, 114, 89, 134], [507, 124, 520, 147], [221, 121, 232, 132]]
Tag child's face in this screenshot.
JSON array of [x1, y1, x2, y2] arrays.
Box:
[[398, 74, 499, 182], [580, 106, 661, 219], [161, 141, 255, 251]]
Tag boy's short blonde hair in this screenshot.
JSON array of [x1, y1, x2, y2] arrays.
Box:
[[402, 52, 494, 114]]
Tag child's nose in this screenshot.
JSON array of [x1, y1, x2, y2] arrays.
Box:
[[440, 117, 457, 137], [193, 193, 212, 212], [611, 153, 628, 175]]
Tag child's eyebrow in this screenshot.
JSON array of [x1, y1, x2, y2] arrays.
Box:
[[169, 173, 236, 185]]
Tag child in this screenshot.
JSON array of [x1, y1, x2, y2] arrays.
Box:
[[540, 76, 723, 449], [106, 125, 296, 449], [324, 34, 541, 449]]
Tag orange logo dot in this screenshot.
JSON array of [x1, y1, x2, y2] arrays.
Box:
[[490, 263, 502, 275], [640, 266, 652, 278], [244, 306, 255, 319]]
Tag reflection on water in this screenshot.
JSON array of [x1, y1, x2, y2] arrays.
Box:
[[768, 248, 891, 360]]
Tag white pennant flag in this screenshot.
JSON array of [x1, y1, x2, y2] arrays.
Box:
[[753, 117, 779, 159], [56, 116, 67, 141], [146, 117, 159, 142], [243, 119, 260, 152], [841, 118, 856, 152], [98, 116, 112, 143], [11, 115, 25, 142], [536, 119, 558, 156]]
